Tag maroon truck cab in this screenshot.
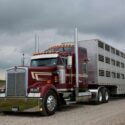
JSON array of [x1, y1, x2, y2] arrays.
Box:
[[28, 43, 88, 96]]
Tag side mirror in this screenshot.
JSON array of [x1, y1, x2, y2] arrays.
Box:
[[67, 56, 72, 68]]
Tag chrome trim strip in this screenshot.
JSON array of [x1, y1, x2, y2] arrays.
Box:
[[66, 74, 88, 78], [57, 88, 74, 92], [31, 72, 52, 81], [27, 93, 40, 97], [0, 93, 5, 97]]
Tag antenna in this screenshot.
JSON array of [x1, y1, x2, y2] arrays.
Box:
[[21, 52, 25, 66], [38, 35, 39, 52], [35, 34, 37, 52]]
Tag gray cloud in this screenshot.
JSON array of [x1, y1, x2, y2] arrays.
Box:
[[0, 0, 125, 40], [0, 0, 125, 79]]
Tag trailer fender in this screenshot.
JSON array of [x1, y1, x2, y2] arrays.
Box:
[[89, 86, 105, 95], [89, 86, 108, 103]]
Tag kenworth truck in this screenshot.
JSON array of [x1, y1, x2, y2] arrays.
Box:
[[0, 39, 125, 115]]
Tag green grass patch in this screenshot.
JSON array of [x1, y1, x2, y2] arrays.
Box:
[[0, 80, 5, 87]]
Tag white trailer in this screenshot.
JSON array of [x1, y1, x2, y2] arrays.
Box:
[[79, 39, 125, 103]]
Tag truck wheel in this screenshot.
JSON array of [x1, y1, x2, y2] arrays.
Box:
[[42, 90, 57, 116], [96, 89, 103, 104], [103, 88, 109, 103]]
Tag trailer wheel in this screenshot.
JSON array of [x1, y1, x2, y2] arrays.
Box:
[[103, 88, 109, 103], [42, 90, 57, 116], [96, 89, 103, 104]]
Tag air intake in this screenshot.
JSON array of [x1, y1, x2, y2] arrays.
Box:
[[6, 67, 27, 97]]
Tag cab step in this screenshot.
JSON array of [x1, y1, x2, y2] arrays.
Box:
[[66, 100, 76, 105]]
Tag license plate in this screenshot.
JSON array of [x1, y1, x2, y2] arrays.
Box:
[[11, 107, 19, 112]]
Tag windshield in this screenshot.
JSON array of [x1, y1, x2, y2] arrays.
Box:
[[31, 58, 57, 67]]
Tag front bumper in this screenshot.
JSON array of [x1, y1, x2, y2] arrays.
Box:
[[0, 96, 43, 112]]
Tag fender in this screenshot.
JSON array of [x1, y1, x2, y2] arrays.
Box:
[[40, 84, 57, 97], [89, 86, 106, 101]]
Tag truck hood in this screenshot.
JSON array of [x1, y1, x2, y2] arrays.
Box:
[[28, 66, 57, 73], [28, 66, 57, 87]]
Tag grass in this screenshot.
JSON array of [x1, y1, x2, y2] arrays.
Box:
[[0, 80, 5, 87]]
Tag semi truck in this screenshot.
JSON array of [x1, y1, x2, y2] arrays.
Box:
[[0, 39, 125, 115]]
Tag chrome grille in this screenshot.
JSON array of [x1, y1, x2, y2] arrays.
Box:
[[6, 68, 27, 97]]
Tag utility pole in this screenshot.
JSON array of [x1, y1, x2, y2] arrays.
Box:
[[38, 35, 39, 52], [21, 52, 25, 66]]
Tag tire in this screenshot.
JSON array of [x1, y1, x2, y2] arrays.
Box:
[[96, 89, 103, 104], [42, 90, 57, 116], [102, 88, 109, 103]]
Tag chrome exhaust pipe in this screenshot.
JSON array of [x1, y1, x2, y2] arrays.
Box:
[[74, 28, 79, 96]]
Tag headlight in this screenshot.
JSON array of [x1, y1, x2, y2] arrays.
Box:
[[30, 88, 39, 93], [0, 88, 5, 93]]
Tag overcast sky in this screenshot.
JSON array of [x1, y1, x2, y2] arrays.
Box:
[[0, 0, 125, 79]]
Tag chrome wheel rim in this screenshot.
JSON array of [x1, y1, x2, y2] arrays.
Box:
[[105, 91, 109, 101], [47, 95, 57, 112], [98, 92, 102, 102]]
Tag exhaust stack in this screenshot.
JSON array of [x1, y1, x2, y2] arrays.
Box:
[[74, 28, 79, 95]]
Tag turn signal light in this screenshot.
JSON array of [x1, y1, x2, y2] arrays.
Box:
[[47, 80, 52, 84]]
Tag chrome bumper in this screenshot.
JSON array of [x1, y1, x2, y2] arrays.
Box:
[[0, 96, 43, 112]]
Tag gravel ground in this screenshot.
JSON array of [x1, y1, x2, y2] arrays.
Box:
[[0, 97, 125, 125]]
